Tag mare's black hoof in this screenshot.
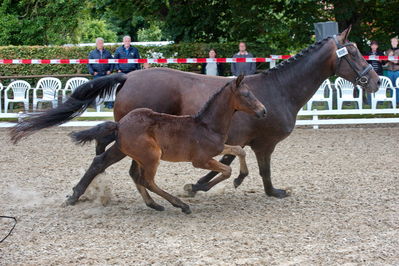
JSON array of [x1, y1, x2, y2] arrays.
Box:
[[62, 196, 78, 207], [233, 173, 247, 188], [183, 184, 197, 197], [266, 188, 290, 198], [233, 177, 244, 188], [181, 205, 192, 214], [147, 203, 165, 211]]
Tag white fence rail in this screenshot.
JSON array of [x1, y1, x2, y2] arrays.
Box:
[[0, 108, 398, 129], [1, 74, 399, 128]]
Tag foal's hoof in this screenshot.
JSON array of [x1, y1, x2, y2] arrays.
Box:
[[266, 188, 290, 198], [183, 184, 197, 198], [181, 205, 192, 214], [147, 203, 165, 212]]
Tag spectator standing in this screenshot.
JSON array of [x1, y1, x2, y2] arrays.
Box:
[[365, 40, 384, 105], [200, 49, 224, 76], [114, 35, 141, 74], [385, 37, 399, 105], [366, 41, 384, 75], [88, 37, 114, 79], [88, 37, 114, 108], [231, 42, 256, 76]]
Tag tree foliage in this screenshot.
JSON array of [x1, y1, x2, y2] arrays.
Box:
[[95, 0, 399, 52], [0, 0, 398, 53], [0, 0, 86, 45]]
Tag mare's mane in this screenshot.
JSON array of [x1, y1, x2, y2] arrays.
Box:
[[262, 36, 334, 77]]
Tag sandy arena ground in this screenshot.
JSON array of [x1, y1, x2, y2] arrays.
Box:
[[0, 126, 398, 265]]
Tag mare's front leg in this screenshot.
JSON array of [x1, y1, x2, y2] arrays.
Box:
[[253, 145, 289, 198], [184, 159, 232, 194], [219, 145, 249, 188], [64, 144, 126, 205]]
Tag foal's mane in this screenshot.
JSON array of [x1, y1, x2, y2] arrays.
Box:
[[193, 81, 232, 120], [262, 36, 333, 77]]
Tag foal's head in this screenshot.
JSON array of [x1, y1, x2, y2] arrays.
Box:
[[230, 75, 267, 118]]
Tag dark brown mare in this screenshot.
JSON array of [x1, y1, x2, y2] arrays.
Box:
[[11, 27, 380, 203], [69, 76, 266, 213]]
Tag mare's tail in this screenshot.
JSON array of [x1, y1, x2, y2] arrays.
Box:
[[10, 73, 127, 144], [69, 121, 118, 145]]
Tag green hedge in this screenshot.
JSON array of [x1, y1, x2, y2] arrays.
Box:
[[0, 43, 278, 80]]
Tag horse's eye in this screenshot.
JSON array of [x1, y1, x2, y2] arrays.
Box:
[[241, 91, 249, 97]]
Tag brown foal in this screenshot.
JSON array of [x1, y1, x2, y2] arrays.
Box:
[[70, 75, 266, 214]]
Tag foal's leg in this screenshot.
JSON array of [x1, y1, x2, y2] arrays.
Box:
[[129, 160, 165, 211], [65, 144, 126, 205], [184, 159, 232, 194], [195, 155, 236, 184], [139, 157, 191, 214], [220, 145, 248, 188]]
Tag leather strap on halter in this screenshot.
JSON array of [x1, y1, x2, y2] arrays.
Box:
[[333, 35, 373, 86]]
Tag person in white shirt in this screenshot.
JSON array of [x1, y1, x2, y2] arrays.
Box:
[[201, 49, 224, 76]]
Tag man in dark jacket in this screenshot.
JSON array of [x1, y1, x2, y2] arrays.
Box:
[[231, 42, 256, 76], [88, 37, 114, 79], [114, 35, 141, 73]]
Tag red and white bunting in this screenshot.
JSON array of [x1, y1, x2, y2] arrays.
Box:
[[0, 56, 397, 64]]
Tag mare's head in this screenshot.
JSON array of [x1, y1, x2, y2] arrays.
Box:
[[230, 75, 267, 118], [333, 26, 380, 93]]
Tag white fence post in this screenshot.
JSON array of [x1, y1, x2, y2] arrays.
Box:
[[312, 109, 319, 129]]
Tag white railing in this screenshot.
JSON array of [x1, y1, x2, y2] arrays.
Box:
[[297, 108, 399, 129], [1, 107, 398, 128], [1, 75, 399, 128]]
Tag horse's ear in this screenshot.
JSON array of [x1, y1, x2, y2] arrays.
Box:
[[236, 74, 245, 87], [340, 25, 352, 42]]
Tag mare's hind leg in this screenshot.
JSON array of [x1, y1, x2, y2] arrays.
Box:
[[65, 144, 126, 205], [129, 160, 164, 211], [95, 133, 116, 155], [184, 159, 232, 194], [220, 145, 248, 188]]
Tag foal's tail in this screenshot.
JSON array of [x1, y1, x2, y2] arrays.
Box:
[[69, 121, 118, 146], [10, 73, 127, 144]]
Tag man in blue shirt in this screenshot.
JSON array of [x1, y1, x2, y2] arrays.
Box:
[[114, 35, 141, 73], [88, 37, 115, 108], [88, 37, 114, 79]]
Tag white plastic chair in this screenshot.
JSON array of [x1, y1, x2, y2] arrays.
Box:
[[4, 80, 31, 113], [307, 79, 333, 110], [371, 76, 395, 109], [62, 77, 89, 102], [335, 77, 362, 110], [395, 77, 399, 108], [96, 89, 117, 112], [33, 77, 62, 111], [0, 82, 3, 113]]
